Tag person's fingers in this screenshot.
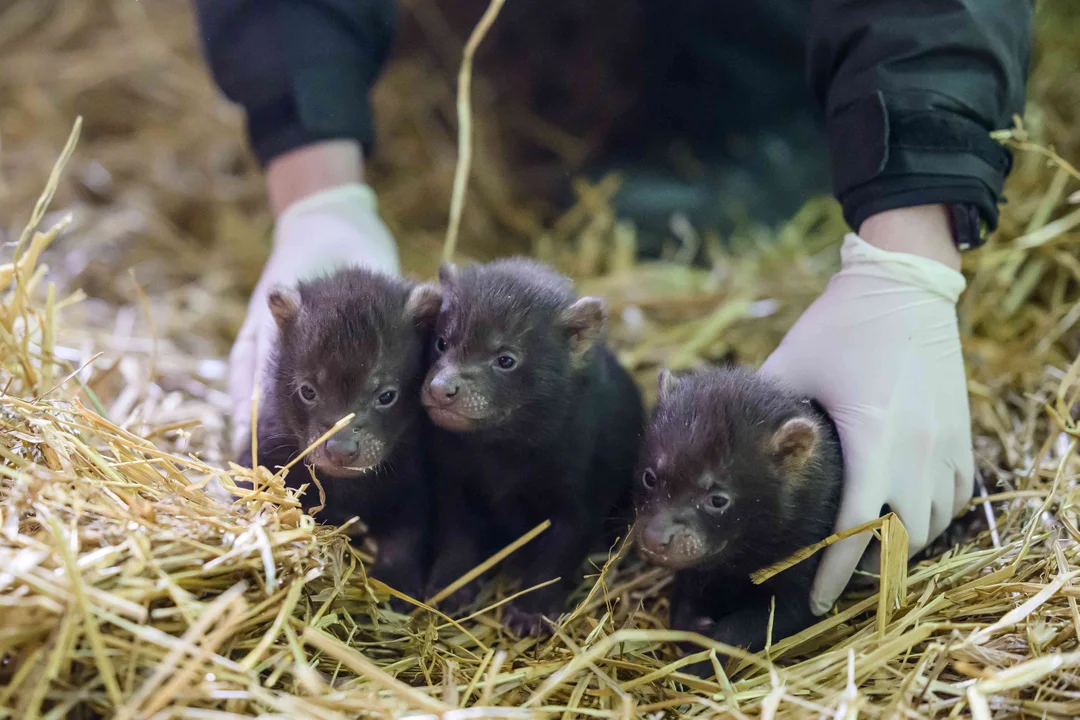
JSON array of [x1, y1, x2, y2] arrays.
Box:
[[252, 314, 274, 396], [928, 459, 956, 544], [228, 322, 258, 457], [881, 406, 935, 552], [927, 488, 951, 554], [952, 442, 976, 519], [811, 518, 876, 616], [809, 440, 884, 615], [858, 536, 882, 575], [758, 343, 814, 396], [858, 464, 935, 571], [890, 476, 931, 552], [757, 345, 791, 382], [943, 358, 975, 518]]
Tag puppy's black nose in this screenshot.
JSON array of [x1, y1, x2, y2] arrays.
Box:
[[429, 371, 461, 403], [642, 517, 677, 551], [324, 432, 359, 465]]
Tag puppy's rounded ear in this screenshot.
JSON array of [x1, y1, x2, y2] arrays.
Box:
[[438, 262, 459, 288], [558, 297, 607, 358], [405, 282, 443, 325], [267, 286, 302, 328], [769, 417, 820, 475], [657, 369, 680, 403]]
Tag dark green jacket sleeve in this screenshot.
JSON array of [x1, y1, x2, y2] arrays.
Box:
[[807, 0, 1034, 242], [193, 0, 396, 167]]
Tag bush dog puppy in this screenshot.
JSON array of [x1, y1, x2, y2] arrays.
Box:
[[239, 267, 440, 605], [634, 366, 843, 672], [420, 258, 644, 636]]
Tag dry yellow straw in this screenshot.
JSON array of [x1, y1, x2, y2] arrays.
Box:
[[425, 519, 551, 606], [4, 3, 1080, 715], [443, 0, 508, 263], [751, 512, 904, 585]]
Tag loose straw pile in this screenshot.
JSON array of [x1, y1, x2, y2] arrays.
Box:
[[3, 0, 1080, 717]]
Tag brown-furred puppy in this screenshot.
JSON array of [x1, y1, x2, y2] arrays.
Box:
[[238, 267, 440, 604], [634, 366, 842, 673], [420, 258, 644, 636]]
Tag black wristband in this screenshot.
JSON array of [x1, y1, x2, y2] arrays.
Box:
[[947, 202, 988, 252]]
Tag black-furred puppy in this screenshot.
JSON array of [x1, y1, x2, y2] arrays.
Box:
[[238, 267, 440, 603], [634, 366, 842, 672], [420, 258, 644, 636]]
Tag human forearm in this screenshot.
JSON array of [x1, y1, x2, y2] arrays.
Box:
[[858, 205, 961, 273], [266, 140, 365, 216], [807, 0, 1034, 246]]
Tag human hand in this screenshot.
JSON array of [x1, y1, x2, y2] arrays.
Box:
[[759, 208, 973, 615], [229, 182, 399, 454]]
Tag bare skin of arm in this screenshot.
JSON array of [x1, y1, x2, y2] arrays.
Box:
[[858, 204, 960, 271], [266, 139, 365, 216]]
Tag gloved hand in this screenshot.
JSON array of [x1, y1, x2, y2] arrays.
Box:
[[229, 183, 400, 454], [759, 232, 973, 615]]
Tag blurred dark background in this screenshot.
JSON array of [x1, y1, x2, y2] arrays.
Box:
[[0, 0, 1075, 363]]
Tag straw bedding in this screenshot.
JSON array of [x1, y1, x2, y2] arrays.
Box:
[[3, 1, 1080, 717]]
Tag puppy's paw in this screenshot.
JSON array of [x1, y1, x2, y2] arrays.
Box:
[[371, 561, 424, 613], [680, 658, 716, 679], [673, 615, 729, 679], [386, 595, 415, 615], [425, 577, 478, 615], [503, 605, 554, 638], [689, 616, 718, 636]]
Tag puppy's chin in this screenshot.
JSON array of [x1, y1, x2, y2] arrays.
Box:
[[424, 406, 484, 433], [636, 544, 707, 571], [635, 537, 727, 571], [421, 386, 505, 433], [309, 448, 385, 479], [312, 462, 380, 478]]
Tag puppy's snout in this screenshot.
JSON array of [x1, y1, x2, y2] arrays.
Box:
[[324, 431, 359, 465], [643, 523, 672, 551], [428, 370, 461, 404], [636, 509, 708, 569], [641, 515, 681, 553]]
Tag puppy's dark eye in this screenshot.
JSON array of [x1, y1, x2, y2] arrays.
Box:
[[299, 384, 317, 403], [641, 469, 657, 490], [495, 354, 517, 370], [705, 493, 730, 513], [376, 389, 398, 407], [435, 337, 448, 353]]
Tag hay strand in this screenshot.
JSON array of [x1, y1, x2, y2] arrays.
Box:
[[442, 0, 508, 263]]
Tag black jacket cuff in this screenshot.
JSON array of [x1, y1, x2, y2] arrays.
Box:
[[194, 0, 394, 168], [828, 93, 1013, 234], [245, 61, 377, 167]]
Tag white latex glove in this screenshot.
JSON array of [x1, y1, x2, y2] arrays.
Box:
[[229, 183, 400, 454], [759, 232, 973, 615]]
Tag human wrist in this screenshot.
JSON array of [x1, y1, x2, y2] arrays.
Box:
[[266, 139, 365, 217], [857, 205, 962, 272]]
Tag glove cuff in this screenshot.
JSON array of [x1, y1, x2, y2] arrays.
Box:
[[840, 233, 967, 303], [276, 183, 378, 226], [272, 182, 399, 277]]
